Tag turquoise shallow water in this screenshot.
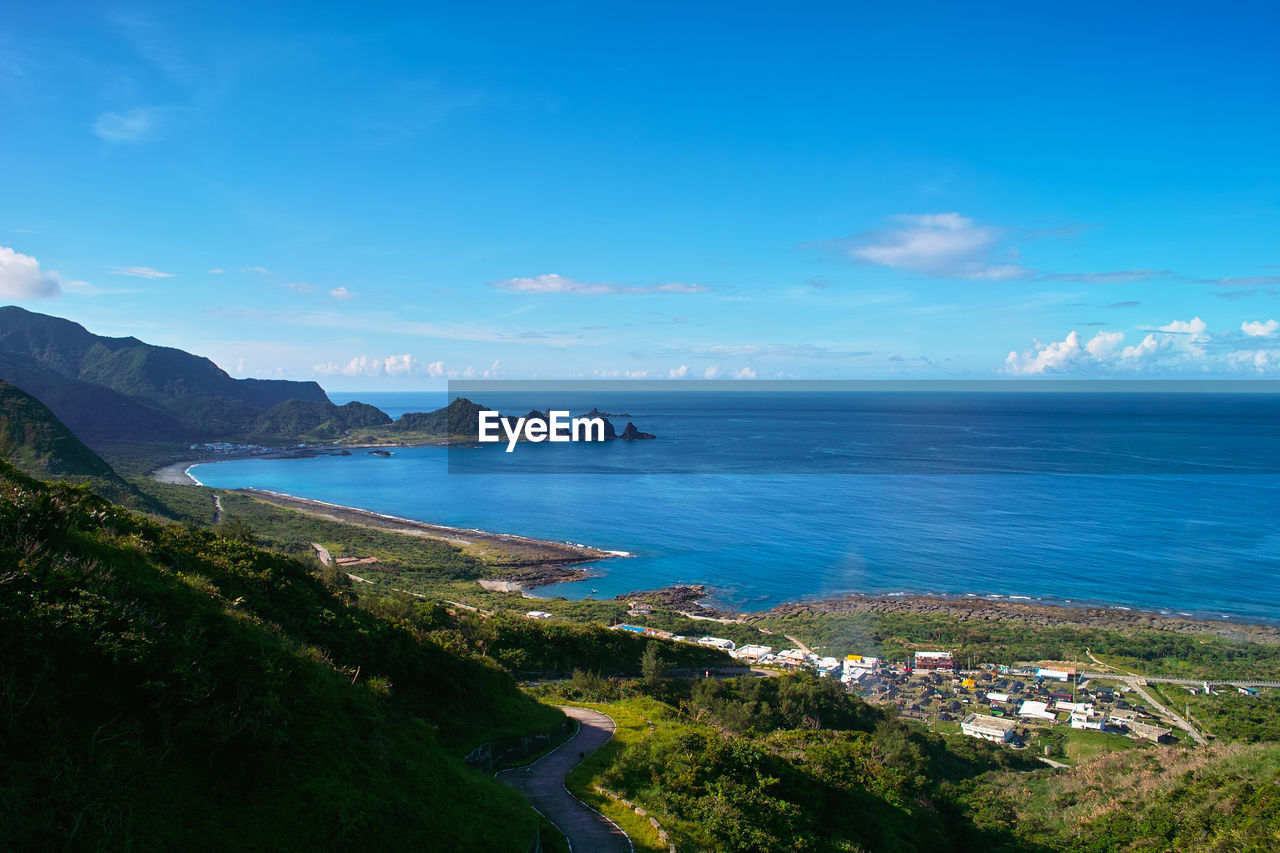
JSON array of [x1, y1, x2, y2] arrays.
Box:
[[191, 391, 1280, 623]]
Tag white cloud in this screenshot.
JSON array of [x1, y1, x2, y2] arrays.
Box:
[[703, 365, 721, 379], [93, 108, 157, 142], [108, 265, 173, 279], [1005, 317, 1214, 374], [1227, 349, 1280, 372], [241, 266, 271, 276], [669, 364, 690, 378], [450, 360, 501, 379], [848, 213, 1033, 281], [0, 246, 67, 299], [734, 367, 757, 379], [313, 354, 430, 378], [493, 273, 707, 295], [329, 286, 354, 300], [1085, 330, 1124, 359], [1242, 319, 1279, 338], [209, 268, 225, 274]]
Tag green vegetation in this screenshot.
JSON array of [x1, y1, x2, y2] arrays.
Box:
[[0, 462, 560, 850], [1172, 690, 1280, 744], [246, 399, 392, 442], [959, 742, 1280, 851], [551, 679, 1042, 853], [0, 378, 114, 477]]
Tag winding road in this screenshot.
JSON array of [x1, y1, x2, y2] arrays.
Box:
[[499, 706, 632, 853]]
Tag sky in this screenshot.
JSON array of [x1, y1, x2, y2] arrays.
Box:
[[2, 1, 1279, 389]]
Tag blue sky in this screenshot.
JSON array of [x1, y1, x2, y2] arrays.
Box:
[[2, 1, 1279, 388]]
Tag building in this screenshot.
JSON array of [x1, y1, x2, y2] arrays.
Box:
[[1127, 720, 1174, 742], [914, 651, 954, 670], [697, 636, 736, 651], [1018, 700, 1057, 721], [1055, 701, 1092, 715], [1239, 686, 1260, 696], [733, 644, 774, 662], [1036, 667, 1076, 682], [986, 692, 1010, 704], [961, 713, 1016, 743], [776, 649, 816, 669], [816, 657, 842, 678], [526, 610, 553, 619]]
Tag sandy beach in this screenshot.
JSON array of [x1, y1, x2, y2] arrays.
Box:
[[152, 461, 200, 485]]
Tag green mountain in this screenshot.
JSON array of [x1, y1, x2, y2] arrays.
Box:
[[385, 396, 486, 436], [0, 306, 336, 447], [247, 399, 393, 442], [0, 462, 561, 851], [0, 378, 115, 477]]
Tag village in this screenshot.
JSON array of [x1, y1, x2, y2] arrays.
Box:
[[603, 617, 1276, 757]]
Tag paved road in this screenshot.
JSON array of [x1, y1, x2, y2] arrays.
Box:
[[499, 707, 632, 853], [312, 542, 332, 566], [1126, 680, 1207, 746]]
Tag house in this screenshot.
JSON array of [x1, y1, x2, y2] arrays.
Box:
[[816, 657, 842, 678], [1127, 720, 1174, 743], [697, 636, 736, 651], [1239, 686, 1260, 696], [526, 611, 553, 619], [914, 651, 954, 670], [1036, 667, 1075, 682], [961, 713, 1016, 743], [776, 649, 815, 668], [986, 692, 1010, 704], [1018, 700, 1057, 722], [733, 644, 774, 662], [1055, 701, 1093, 715]]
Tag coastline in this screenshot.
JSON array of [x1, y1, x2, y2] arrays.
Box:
[[227, 488, 620, 584], [151, 459, 1280, 641], [759, 593, 1280, 644]]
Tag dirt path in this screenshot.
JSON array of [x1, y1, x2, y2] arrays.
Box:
[[498, 707, 632, 853], [784, 634, 813, 654], [312, 543, 332, 566], [212, 494, 223, 524]]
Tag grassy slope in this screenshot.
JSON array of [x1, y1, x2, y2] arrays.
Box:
[[961, 742, 1280, 851], [0, 464, 561, 851]]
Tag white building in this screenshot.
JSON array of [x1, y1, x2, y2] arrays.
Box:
[[697, 636, 736, 651], [1019, 700, 1057, 721], [816, 657, 842, 677], [961, 713, 1016, 743], [525, 611, 552, 619], [732, 644, 774, 661], [1036, 667, 1075, 682], [985, 692, 1010, 704], [914, 651, 954, 670]]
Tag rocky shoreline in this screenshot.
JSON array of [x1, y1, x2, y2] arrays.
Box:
[[761, 593, 1280, 644]]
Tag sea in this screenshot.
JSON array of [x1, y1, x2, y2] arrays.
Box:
[[189, 386, 1280, 624]]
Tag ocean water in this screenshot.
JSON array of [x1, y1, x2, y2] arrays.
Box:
[[192, 389, 1280, 623]]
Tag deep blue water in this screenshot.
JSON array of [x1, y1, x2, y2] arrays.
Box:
[[190, 390, 1280, 623]]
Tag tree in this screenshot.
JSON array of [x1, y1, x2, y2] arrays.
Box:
[[642, 641, 666, 688], [218, 516, 256, 544]]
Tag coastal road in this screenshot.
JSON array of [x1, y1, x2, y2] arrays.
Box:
[[1126, 680, 1207, 746], [499, 707, 632, 853]]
